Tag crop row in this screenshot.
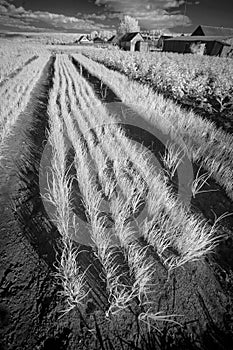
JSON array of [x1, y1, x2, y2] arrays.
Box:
[[80, 47, 233, 116], [73, 53, 233, 203], [0, 42, 48, 84], [0, 53, 50, 163], [46, 54, 219, 317]]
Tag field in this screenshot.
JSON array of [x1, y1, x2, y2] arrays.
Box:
[[0, 38, 233, 349]]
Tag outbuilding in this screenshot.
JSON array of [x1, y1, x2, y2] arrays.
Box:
[[163, 36, 230, 56], [119, 32, 147, 52]]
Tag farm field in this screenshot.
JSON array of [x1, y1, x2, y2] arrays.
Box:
[[0, 41, 233, 349], [79, 47, 233, 133]]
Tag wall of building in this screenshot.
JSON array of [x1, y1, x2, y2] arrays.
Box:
[[163, 40, 186, 53], [137, 41, 149, 52]]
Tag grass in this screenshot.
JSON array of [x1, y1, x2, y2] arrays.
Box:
[[0, 41, 47, 83], [57, 54, 135, 315], [78, 47, 233, 116], [43, 54, 223, 321], [162, 142, 184, 180], [73, 53, 233, 203], [45, 55, 88, 314], [0, 53, 50, 166]]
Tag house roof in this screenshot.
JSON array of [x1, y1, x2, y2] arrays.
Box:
[[164, 36, 230, 46], [120, 32, 143, 42], [192, 25, 233, 37]]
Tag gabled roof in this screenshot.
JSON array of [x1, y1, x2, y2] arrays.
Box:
[[78, 35, 89, 42], [192, 25, 233, 37], [164, 36, 230, 46], [120, 32, 143, 42], [108, 35, 116, 42]]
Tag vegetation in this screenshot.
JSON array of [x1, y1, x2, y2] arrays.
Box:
[[118, 15, 140, 35], [0, 52, 50, 164], [79, 47, 233, 116], [43, 54, 223, 320], [0, 42, 48, 83], [74, 52, 233, 203], [1, 41, 233, 349]]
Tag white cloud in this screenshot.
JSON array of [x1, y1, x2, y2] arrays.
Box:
[[94, 0, 193, 29], [0, 0, 109, 31], [77, 12, 107, 20]]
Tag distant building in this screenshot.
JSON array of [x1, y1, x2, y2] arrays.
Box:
[[76, 35, 92, 44], [107, 35, 117, 45], [119, 32, 148, 52], [191, 25, 233, 38], [190, 25, 233, 57], [163, 36, 230, 56], [93, 37, 105, 44]]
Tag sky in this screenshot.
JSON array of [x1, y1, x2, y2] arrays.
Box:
[[0, 0, 232, 34]]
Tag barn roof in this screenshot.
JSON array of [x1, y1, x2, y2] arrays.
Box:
[[192, 25, 233, 37], [108, 35, 116, 42], [164, 36, 230, 46], [120, 32, 143, 42]]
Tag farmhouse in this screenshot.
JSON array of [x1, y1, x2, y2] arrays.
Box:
[[119, 32, 148, 52], [163, 36, 230, 56]]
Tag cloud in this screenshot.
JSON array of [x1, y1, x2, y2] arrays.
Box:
[[94, 0, 194, 29], [77, 12, 107, 21], [0, 0, 109, 31]]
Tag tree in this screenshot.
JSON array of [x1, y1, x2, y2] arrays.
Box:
[[149, 29, 163, 37], [90, 30, 98, 40], [118, 15, 140, 35], [98, 30, 116, 40]]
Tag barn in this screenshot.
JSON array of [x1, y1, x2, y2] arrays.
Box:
[[119, 32, 148, 52], [163, 36, 230, 56], [157, 35, 173, 49], [191, 25, 233, 38]]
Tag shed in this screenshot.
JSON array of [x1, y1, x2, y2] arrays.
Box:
[[119, 32, 144, 51], [163, 36, 230, 56]]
